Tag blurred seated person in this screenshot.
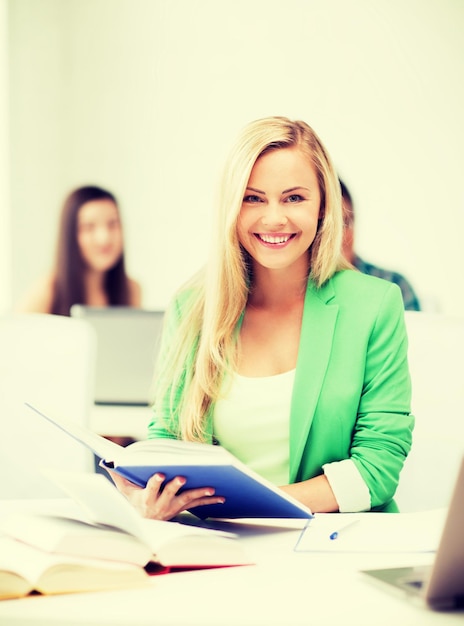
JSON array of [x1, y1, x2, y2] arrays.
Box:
[[16, 185, 142, 449], [16, 185, 141, 315], [340, 179, 421, 311]]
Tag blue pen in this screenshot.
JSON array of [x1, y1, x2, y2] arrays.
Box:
[[329, 519, 360, 540]]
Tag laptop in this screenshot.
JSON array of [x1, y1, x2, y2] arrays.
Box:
[[362, 455, 464, 610], [70, 306, 164, 406]]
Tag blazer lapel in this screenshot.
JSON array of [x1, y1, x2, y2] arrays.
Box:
[[289, 279, 339, 482]]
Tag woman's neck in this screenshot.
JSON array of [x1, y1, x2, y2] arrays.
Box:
[[84, 269, 109, 306], [248, 265, 308, 311]]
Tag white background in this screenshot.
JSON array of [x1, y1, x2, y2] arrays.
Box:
[[1, 0, 463, 314]]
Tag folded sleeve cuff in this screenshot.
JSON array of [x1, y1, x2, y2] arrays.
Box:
[[322, 459, 371, 512]]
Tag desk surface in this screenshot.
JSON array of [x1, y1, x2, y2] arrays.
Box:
[[0, 501, 462, 626]]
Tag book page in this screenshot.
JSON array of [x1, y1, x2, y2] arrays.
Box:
[[26, 403, 232, 466], [122, 438, 232, 463], [0, 536, 146, 595], [25, 402, 123, 461], [42, 469, 238, 551], [41, 469, 155, 542]]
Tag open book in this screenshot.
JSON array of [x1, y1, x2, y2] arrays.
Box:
[[0, 536, 149, 600], [25, 403, 313, 520], [0, 470, 253, 572]]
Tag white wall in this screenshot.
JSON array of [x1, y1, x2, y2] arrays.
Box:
[[0, 0, 10, 312], [5, 0, 464, 314]]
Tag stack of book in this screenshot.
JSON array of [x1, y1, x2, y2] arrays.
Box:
[[0, 403, 313, 600], [0, 470, 253, 600]]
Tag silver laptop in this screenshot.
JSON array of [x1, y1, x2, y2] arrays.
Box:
[[70, 306, 164, 406], [362, 455, 464, 610]]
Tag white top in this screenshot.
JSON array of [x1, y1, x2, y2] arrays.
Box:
[[214, 370, 293, 485], [213, 370, 371, 512]]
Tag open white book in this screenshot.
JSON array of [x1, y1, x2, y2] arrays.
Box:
[[0, 536, 149, 600], [0, 470, 253, 571], [25, 403, 313, 520]]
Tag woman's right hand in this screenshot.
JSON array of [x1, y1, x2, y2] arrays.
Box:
[[105, 469, 226, 521]]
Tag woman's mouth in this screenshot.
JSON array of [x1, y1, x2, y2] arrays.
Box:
[[255, 233, 296, 246]]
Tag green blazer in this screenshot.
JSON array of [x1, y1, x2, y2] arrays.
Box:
[[148, 270, 414, 512]]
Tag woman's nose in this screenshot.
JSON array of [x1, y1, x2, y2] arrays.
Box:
[[261, 202, 288, 227], [94, 225, 112, 243]]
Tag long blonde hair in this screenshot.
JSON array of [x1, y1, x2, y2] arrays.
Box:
[[154, 116, 349, 441]]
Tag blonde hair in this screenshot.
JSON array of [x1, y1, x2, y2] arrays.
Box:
[[154, 116, 349, 441]]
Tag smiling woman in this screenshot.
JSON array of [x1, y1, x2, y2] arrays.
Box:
[[106, 116, 415, 522], [238, 148, 321, 276], [15, 185, 142, 316]]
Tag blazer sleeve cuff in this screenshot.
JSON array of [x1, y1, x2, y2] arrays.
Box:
[[322, 459, 371, 512]]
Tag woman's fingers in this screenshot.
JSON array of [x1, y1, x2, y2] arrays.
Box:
[[147, 478, 225, 520], [103, 468, 225, 520], [171, 486, 225, 513]]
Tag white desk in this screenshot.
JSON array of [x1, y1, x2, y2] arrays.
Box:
[[90, 405, 152, 440], [0, 501, 462, 626]]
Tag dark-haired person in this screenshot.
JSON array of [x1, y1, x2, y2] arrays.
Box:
[[340, 179, 420, 311], [16, 185, 141, 315]]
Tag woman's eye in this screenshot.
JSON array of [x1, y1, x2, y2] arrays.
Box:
[[79, 223, 95, 233], [243, 195, 263, 203], [286, 194, 304, 203]]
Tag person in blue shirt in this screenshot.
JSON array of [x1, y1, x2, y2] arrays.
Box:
[[340, 179, 421, 311]]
